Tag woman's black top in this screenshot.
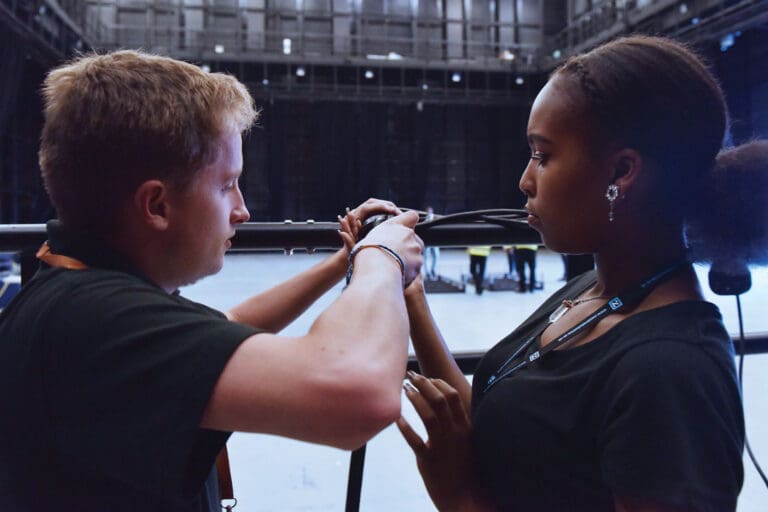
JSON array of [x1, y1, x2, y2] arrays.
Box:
[[471, 271, 744, 512]]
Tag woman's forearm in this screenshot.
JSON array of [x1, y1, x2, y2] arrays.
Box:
[[406, 289, 472, 408]]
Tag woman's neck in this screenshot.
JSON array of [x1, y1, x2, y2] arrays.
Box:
[[591, 230, 691, 298]]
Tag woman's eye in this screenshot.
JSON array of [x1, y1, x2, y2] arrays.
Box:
[[531, 151, 548, 164]]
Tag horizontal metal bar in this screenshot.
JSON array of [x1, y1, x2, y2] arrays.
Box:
[[0, 224, 45, 252], [0, 221, 541, 252], [7, 221, 763, 356], [733, 335, 768, 356], [407, 333, 768, 375], [407, 351, 485, 375], [0, 224, 48, 252]]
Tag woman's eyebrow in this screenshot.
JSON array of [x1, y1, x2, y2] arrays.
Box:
[[527, 133, 553, 145]]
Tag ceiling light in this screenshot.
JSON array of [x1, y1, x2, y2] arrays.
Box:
[[720, 33, 736, 52], [451, 72, 461, 83], [214, 44, 224, 54], [500, 49, 516, 61], [282, 38, 292, 55], [515, 76, 524, 85], [296, 66, 306, 77], [364, 69, 374, 79]]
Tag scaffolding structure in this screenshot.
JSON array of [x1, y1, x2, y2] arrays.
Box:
[[4, 0, 766, 102]]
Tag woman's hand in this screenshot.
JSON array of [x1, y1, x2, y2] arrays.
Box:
[[404, 272, 426, 301], [338, 198, 402, 253], [398, 371, 481, 512]]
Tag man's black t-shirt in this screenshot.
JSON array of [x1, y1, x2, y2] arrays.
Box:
[[471, 271, 745, 511], [0, 222, 260, 511]]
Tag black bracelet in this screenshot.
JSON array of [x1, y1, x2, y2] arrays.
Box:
[[346, 244, 406, 286]]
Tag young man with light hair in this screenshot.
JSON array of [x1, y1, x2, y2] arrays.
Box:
[[0, 51, 422, 511]]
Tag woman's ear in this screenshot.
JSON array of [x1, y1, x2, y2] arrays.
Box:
[[133, 180, 171, 231], [610, 148, 644, 195]]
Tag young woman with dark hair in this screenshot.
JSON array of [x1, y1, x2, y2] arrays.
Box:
[[397, 35, 768, 512]]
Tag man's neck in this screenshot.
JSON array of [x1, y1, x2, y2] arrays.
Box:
[[104, 228, 179, 294]]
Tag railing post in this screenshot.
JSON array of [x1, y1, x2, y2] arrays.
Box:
[[344, 445, 366, 512], [19, 248, 37, 286]]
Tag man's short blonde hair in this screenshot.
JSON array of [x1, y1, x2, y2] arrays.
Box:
[[39, 50, 259, 233]]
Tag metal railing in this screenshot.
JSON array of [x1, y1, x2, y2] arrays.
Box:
[[75, 1, 543, 73], [0, 0, 92, 61], [86, 23, 541, 70], [543, 0, 768, 67], [2, 219, 765, 352]]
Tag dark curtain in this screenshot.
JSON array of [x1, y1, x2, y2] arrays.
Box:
[[0, 29, 51, 224], [0, 30, 25, 134], [242, 99, 531, 222], [712, 29, 768, 143], [0, 29, 26, 223]]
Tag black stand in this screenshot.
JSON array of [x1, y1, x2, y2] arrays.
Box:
[[424, 274, 466, 293], [344, 445, 366, 512]]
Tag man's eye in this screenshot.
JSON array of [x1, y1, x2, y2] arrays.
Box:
[[531, 151, 547, 162]]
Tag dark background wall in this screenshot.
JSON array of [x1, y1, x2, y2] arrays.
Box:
[[0, 29, 51, 225], [713, 29, 768, 145], [242, 99, 531, 221], [1, 29, 767, 225]]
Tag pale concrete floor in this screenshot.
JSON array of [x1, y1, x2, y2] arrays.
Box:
[[183, 249, 768, 511]]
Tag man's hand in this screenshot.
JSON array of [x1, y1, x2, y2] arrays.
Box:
[[358, 211, 423, 286], [338, 198, 402, 253]]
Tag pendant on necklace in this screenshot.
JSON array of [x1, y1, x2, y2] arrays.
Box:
[[548, 301, 572, 323]]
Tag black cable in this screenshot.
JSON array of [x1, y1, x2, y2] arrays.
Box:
[[407, 208, 530, 229], [737, 294, 768, 488], [357, 208, 535, 243]]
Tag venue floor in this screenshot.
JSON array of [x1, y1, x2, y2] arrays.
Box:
[[183, 248, 768, 511]]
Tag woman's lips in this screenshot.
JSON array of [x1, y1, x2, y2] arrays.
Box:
[[525, 208, 541, 228]]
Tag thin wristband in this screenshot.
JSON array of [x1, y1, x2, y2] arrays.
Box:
[[346, 244, 406, 286]]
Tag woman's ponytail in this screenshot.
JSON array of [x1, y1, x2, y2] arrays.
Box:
[[686, 139, 768, 267]]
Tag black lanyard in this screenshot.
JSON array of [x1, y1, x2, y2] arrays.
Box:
[[483, 259, 689, 394]]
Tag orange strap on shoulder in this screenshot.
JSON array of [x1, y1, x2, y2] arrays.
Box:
[[216, 446, 234, 500], [36, 241, 89, 270]]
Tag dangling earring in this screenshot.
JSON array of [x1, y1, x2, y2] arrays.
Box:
[[605, 184, 619, 222]]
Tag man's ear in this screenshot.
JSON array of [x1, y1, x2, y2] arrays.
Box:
[[133, 180, 172, 231], [610, 148, 644, 195]]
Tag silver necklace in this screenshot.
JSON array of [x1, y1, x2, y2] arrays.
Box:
[[548, 295, 609, 323]]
